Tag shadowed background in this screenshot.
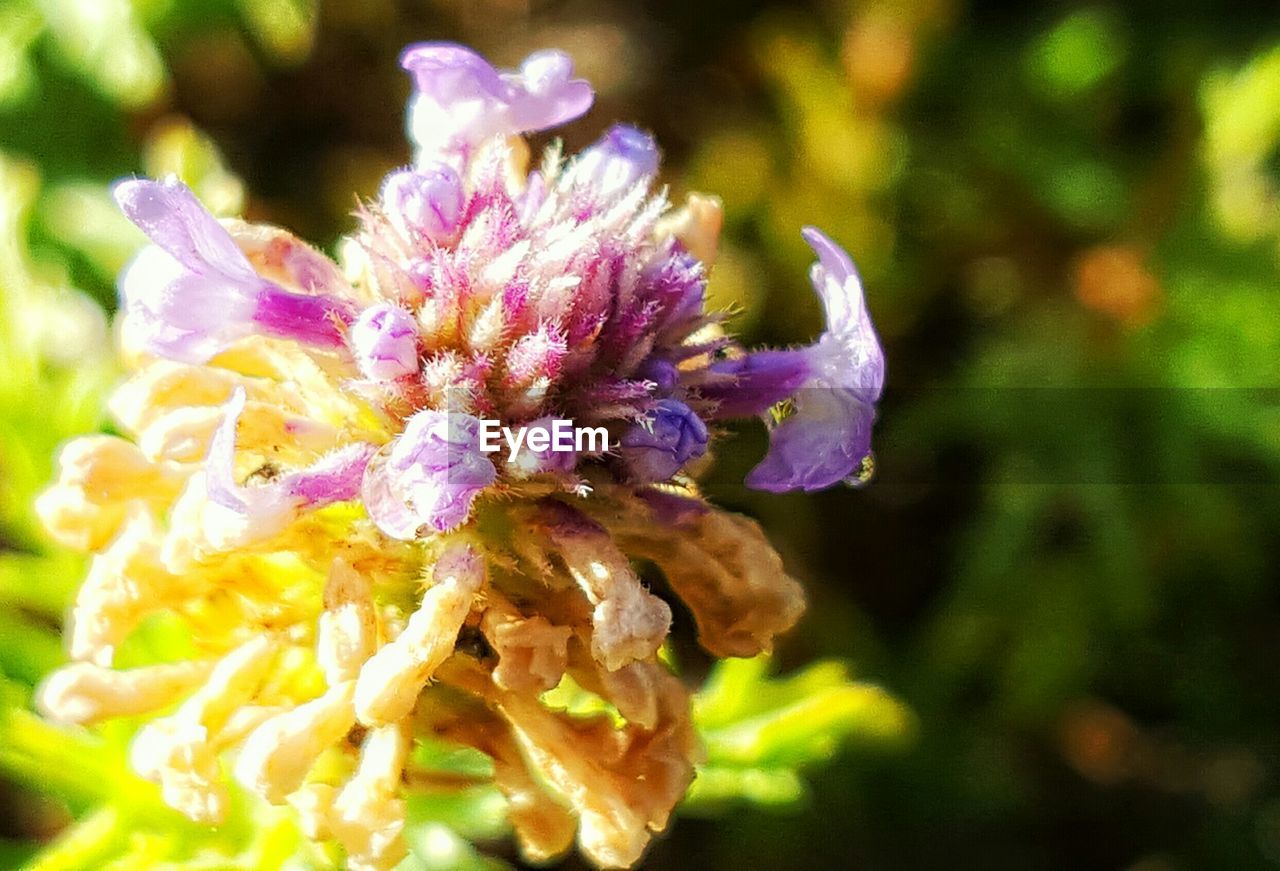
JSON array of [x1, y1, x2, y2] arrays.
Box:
[[2, 0, 1280, 868]]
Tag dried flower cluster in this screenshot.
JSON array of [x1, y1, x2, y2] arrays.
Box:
[[35, 43, 883, 869]]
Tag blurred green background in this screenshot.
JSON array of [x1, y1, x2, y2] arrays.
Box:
[[3, 0, 1280, 868]]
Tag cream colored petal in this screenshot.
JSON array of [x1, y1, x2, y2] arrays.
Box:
[[318, 560, 378, 685], [67, 511, 187, 666], [36, 660, 211, 726], [129, 635, 280, 824], [330, 723, 410, 871], [654, 192, 723, 267], [35, 436, 187, 553], [234, 681, 356, 804], [354, 540, 485, 725]]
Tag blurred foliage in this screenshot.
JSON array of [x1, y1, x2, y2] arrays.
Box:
[[3, 0, 1280, 868]]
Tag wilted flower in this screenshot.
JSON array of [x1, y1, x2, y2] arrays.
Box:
[[36, 41, 883, 870]]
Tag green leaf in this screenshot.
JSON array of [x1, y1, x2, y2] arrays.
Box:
[[686, 656, 914, 813]]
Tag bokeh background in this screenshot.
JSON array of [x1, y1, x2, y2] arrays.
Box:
[[3, 0, 1280, 868]]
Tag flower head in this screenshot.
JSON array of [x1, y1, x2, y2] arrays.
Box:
[[37, 41, 881, 871]]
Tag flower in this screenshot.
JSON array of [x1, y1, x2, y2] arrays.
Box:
[[566, 124, 661, 194], [37, 41, 881, 871], [403, 43, 594, 163], [204, 387, 375, 543], [379, 165, 465, 243], [115, 176, 355, 363], [362, 409, 497, 537], [742, 227, 884, 492]]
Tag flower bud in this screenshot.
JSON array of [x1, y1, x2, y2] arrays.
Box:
[[380, 166, 465, 243], [619, 399, 708, 482], [570, 125, 659, 194], [362, 410, 497, 538], [350, 303, 420, 380]]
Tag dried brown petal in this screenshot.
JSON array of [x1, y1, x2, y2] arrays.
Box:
[[481, 596, 572, 693], [130, 635, 280, 824], [516, 501, 671, 671], [590, 488, 805, 657]]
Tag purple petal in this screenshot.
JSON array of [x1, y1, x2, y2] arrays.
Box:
[[636, 357, 679, 394], [745, 389, 875, 493], [118, 248, 257, 363], [801, 226, 884, 401], [507, 50, 595, 131], [739, 229, 885, 492], [701, 349, 812, 419], [252, 286, 353, 350], [644, 251, 706, 342], [381, 165, 465, 243], [401, 43, 506, 102], [402, 43, 594, 162], [206, 388, 375, 529], [283, 444, 377, 507], [115, 176, 353, 362], [360, 451, 422, 541], [114, 176, 256, 282]]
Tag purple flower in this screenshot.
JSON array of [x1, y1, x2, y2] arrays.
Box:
[[401, 43, 593, 163], [620, 399, 709, 483], [115, 176, 354, 363], [381, 166, 465, 243], [206, 388, 374, 535], [362, 409, 497, 538], [743, 228, 884, 492], [350, 303, 420, 381], [567, 124, 659, 194]]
